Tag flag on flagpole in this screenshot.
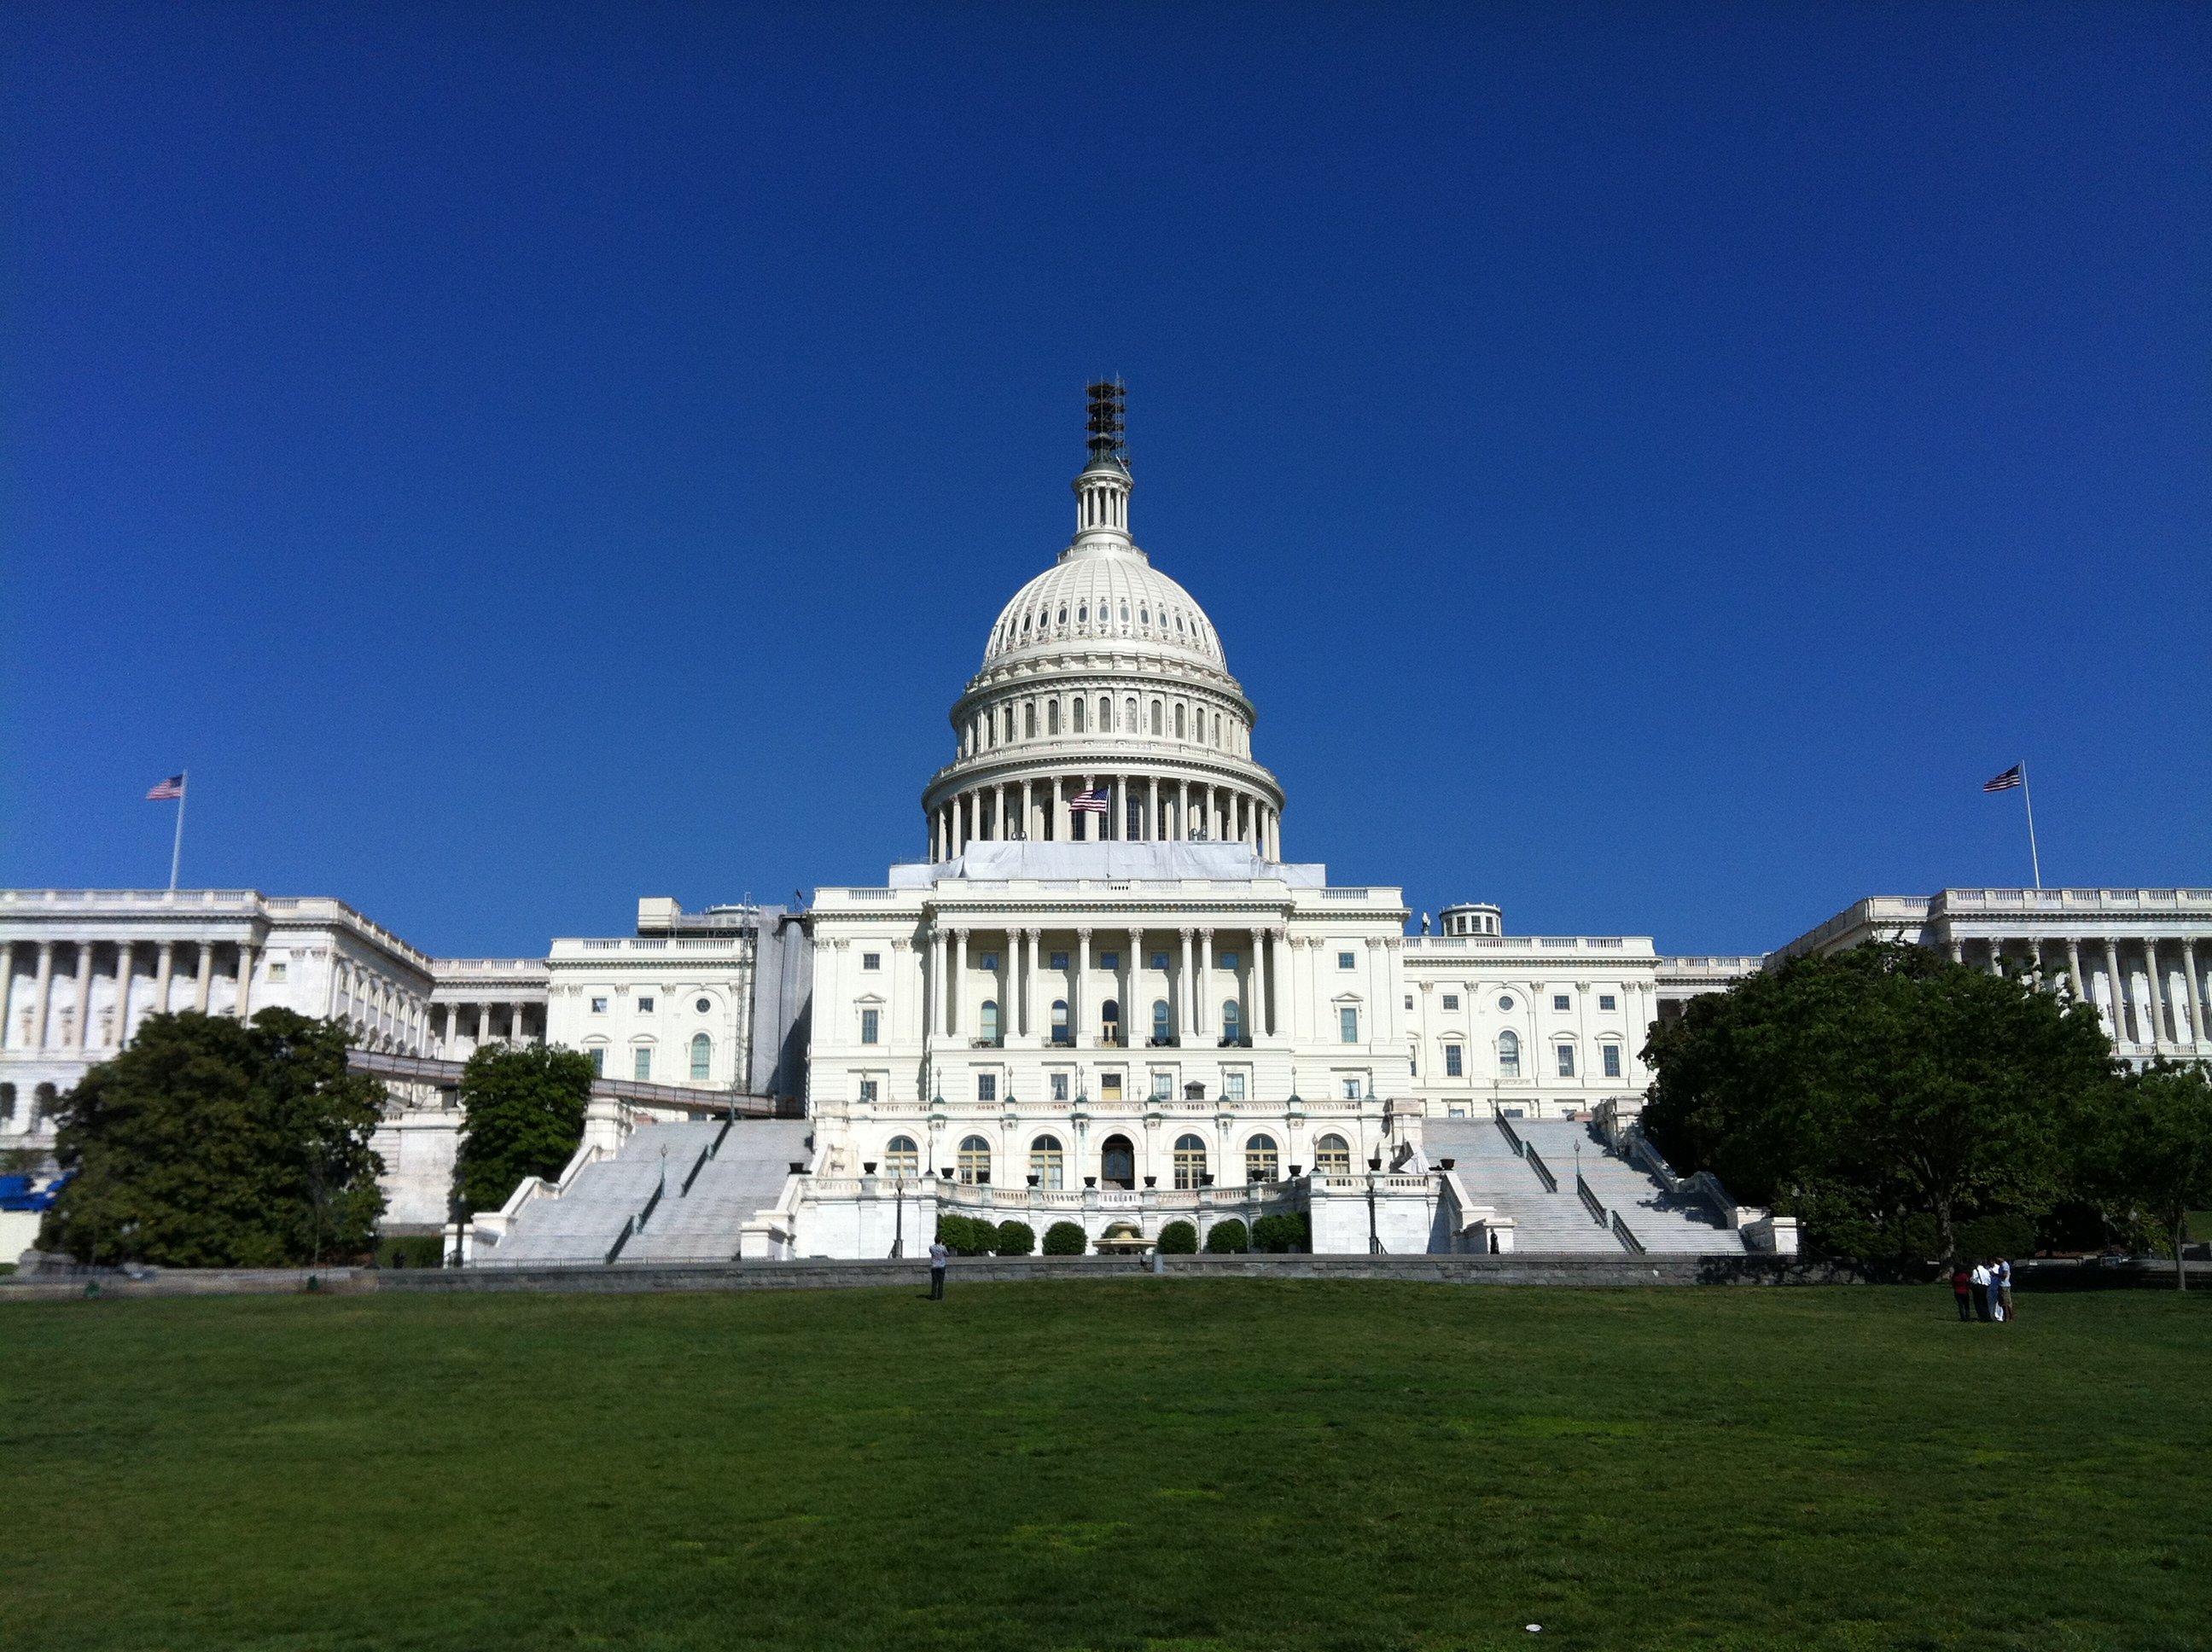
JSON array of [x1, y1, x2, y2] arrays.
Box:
[[1070, 788, 1109, 814], [1982, 765, 2023, 794], [146, 773, 186, 800]]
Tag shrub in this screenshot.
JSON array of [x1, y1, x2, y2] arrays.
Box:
[[1042, 1220, 1088, 1256], [375, 1235, 445, 1269], [936, 1213, 992, 1255], [994, 1220, 1035, 1256], [1203, 1219, 1249, 1254], [1156, 1220, 1198, 1254], [1250, 1213, 1311, 1253]]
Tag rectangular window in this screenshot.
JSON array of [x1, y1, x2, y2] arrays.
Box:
[[1441, 993, 1458, 1010], [1339, 1007, 1359, 1043], [591, 997, 608, 1014], [1150, 952, 1168, 969], [981, 952, 999, 971], [1152, 1071, 1173, 1100], [1051, 1073, 1069, 1102], [1603, 1044, 1621, 1079], [268, 963, 288, 983], [1101, 1072, 1123, 1098], [589, 1047, 605, 1077], [977, 1073, 997, 1102], [1342, 1079, 1361, 1100], [1598, 994, 1616, 1011], [1224, 1072, 1248, 1099], [1445, 1044, 1464, 1078], [1552, 994, 1570, 1011], [633, 1047, 652, 1080], [859, 1009, 879, 1044], [1220, 951, 1238, 970], [638, 997, 656, 1014], [1051, 951, 1069, 970], [1102, 951, 1119, 970], [859, 1079, 878, 1104], [862, 952, 881, 971], [1557, 1045, 1575, 1078], [1337, 951, 1356, 970]]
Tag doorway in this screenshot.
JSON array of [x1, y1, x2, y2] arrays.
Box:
[[1100, 1134, 1136, 1190]]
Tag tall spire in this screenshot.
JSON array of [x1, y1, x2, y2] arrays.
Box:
[[1072, 378, 1132, 549]]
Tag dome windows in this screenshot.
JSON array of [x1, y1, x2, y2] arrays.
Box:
[[1077, 602, 1088, 624], [1057, 606, 1068, 625], [1119, 602, 1129, 624], [1139, 607, 1150, 626]]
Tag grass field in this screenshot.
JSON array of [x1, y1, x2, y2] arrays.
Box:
[[4, 1280, 2207, 1652]]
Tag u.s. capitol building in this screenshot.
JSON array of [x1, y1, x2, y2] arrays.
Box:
[[4, 392, 2206, 1263]]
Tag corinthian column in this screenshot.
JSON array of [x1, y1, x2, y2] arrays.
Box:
[[2143, 939, 2168, 1051], [72, 942, 95, 1050], [112, 941, 137, 1047], [2103, 938, 2127, 1044], [2184, 939, 2204, 1047]]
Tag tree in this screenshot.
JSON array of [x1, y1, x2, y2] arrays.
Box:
[[1642, 942, 2116, 1262], [38, 1009, 387, 1267], [455, 1044, 594, 1213], [2084, 1060, 2212, 1290], [1042, 1220, 1087, 1255]]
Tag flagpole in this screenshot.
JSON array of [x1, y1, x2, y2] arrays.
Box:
[[2019, 762, 2042, 891], [168, 771, 188, 893]]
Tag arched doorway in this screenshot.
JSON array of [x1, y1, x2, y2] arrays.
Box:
[[1100, 1133, 1136, 1190]]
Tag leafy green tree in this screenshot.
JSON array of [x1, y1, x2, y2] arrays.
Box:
[[1041, 1220, 1087, 1255], [1155, 1220, 1198, 1254], [1642, 942, 2115, 1262], [2081, 1059, 2212, 1290], [1203, 1218, 1249, 1253], [455, 1044, 594, 1213], [38, 1009, 387, 1267], [993, 1219, 1035, 1256]]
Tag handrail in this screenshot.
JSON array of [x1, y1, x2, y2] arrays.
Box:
[[1522, 1143, 1557, 1194], [1494, 1113, 1524, 1157], [679, 1142, 713, 1196], [1575, 1173, 1607, 1226], [1611, 1212, 1646, 1254], [604, 1214, 635, 1264]]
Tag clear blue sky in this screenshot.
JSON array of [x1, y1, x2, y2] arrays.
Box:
[[4, 3, 2206, 957]]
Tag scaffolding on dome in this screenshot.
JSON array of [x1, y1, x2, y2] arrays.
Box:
[[1086, 378, 1127, 463]]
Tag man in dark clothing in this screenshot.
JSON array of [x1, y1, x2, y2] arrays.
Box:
[[928, 1238, 948, 1300], [1950, 1264, 1974, 1322]]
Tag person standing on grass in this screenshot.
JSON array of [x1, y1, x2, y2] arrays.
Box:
[[1995, 1256, 2015, 1323], [1970, 1259, 1992, 1321], [928, 1236, 949, 1300], [1951, 1262, 1974, 1322]]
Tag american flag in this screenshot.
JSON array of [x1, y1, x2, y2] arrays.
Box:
[[1070, 787, 1109, 814], [145, 773, 185, 800], [1982, 765, 2023, 794]]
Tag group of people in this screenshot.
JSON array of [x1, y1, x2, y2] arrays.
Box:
[[1950, 1257, 2015, 1323]]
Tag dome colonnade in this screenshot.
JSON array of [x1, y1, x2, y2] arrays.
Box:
[[922, 450, 1284, 862]]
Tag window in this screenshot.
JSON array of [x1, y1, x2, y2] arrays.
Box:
[[1499, 1030, 1521, 1077], [981, 952, 998, 971], [1557, 1044, 1576, 1078], [1051, 999, 1070, 1044], [885, 1134, 918, 1177], [1339, 1007, 1359, 1043], [1101, 998, 1121, 1032], [1150, 701, 1163, 735], [1097, 695, 1110, 730], [1102, 951, 1119, 970], [591, 997, 608, 1014], [1342, 1079, 1362, 1100], [1220, 950, 1238, 969], [1051, 951, 1069, 970], [1441, 993, 1459, 1010], [1031, 1135, 1064, 1190], [1101, 1071, 1122, 1099], [1338, 951, 1355, 970], [1245, 1134, 1278, 1183], [268, 962, 288, 983], [1603, 1044, 1622, 1079], [1315, 1133, 1352, 1174], [1073, 698, 1086, 733], [859, 1078, 878, 1104], [977, 1073, 998, 1103], [1051, 1072, 1069, 1102], [1152, 999, 1172, 1043], [1048, 701, 1061, 735], [1224, 1071, 1246, 1099], [1498, 996, 1515, 1012], [981, 1000, 1000, 1042], [638, 997, 655, 1014], [862, 953, 881, 972], [860, 1008, 880, 1044], [1152, 1070, 1173, 1100], [1552, 995, 1570, 1012], [1024, 703, 1036, 738], [957, 1136, 991, 1184], [633, 1047, 653, 1080], [1221, 1001, 1243, 1043], [1598, 994, 1615, 1011], [588, 1047, 605, 1077], [1405, 995, 1414, 1010], [1173, 1133, 1207, 1190], [1174, 703, 1186, 739], [1150, 951, 1168, 969], [696, 997, 713, 1013], [690, 1033, 711, 1079], [1445, 1044, 1464, 1078]]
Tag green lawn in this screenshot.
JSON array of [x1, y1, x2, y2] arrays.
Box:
[[3, 1281, 2207, 1652]]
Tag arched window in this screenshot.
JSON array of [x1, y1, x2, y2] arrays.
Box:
[[1151, 999, 1172, 1044], [689, 1032, 712, 1080], [1139, 606, 1150, 627], [1074, 698, 1086, 733], [1125, 697, 1138, 734], [1221, 1000, 1242, 1044], [1051, 998, 1070, 1045], [1047, 701, 1061, 736], [1025, 701, 1036, 738], [1030, 1134, 1064, 1190], [1097, 695, 1110, 730], [1212, 713, 1221, 746], [1057, 606, 1068, 625], [1245, 1133, 1279, 1183], [1021, 613, 1031, 637], [1314, 1133, 1353, 1175], [1101, 1133, 1136, 1188], [1173, 1133, 1207, 1190], [1150, 700, 1163, 735], [884, 1135, 919, 1178], [980, 1000, 1000, 1044], [957, 1135, 991, 1184], [1174, 703, 1186, 739], [1119, 602, 1129, 624], [1498, 1030, 1522, 1078], [1078, 602, 1088, 624], [1101, 998, 1121, 1040]]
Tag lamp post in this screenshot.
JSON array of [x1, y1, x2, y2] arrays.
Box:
[[1366, 1155, 1384, 1255]]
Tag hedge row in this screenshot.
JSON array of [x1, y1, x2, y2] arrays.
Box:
[[935, 1215, 1036, 1256]]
